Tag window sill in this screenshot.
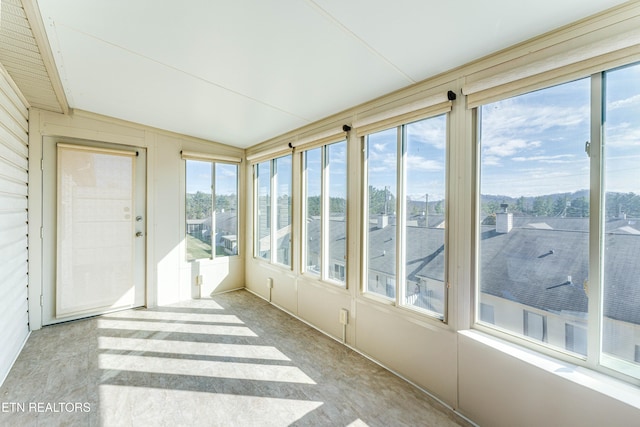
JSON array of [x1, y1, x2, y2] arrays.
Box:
[[459, 329, 640, 410], [358, 292, 450, 332]]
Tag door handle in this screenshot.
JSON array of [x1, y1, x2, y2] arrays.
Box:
[[136, 231, 143, 237]]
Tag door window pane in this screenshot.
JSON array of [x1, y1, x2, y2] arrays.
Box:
[[366, 128, 397, 299], [478, 79, 590, 351], [57, 146, 136, 316], [602, 63, 640, 369]]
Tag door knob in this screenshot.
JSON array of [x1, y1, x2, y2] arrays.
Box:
[[136, 231, 143, 237]]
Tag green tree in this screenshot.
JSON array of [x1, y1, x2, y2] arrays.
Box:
[[186, 191, 212, 219], [368, 186, 396, 215], [533, 196, 551, 216]]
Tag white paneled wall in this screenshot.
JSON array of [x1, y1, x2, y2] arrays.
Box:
[[0, 67, 29, 384]]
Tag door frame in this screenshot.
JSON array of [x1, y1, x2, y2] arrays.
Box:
[[41, 136, 147, 325]]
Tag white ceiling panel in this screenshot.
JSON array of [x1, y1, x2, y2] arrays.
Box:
[[312, 0, 631, 81], [34, 0, 629, 148], [51, 24, 310, 146]]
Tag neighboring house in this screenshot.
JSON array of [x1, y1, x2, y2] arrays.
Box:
[[302, 210, 640, 362]]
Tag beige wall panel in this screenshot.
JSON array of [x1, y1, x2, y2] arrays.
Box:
[[153, 134, 184, 305], [297, 278, 351, 341], [355, 300, 458, 406], [458, 331, 640, 427]]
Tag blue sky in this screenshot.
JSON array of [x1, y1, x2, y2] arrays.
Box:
[[481, 62, 640, 198], [366, 115, 447, 203], [188, 63, 639, 204], [186, 160, 237, 196], [305, 140, 347, 199]]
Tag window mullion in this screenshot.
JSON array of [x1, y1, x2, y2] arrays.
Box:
[[321, 147, 329, 280], [396, 126, 405, 307], [211, 162, 216, 260], [588, 72, 605, 367], [271, 159, 277, 264]]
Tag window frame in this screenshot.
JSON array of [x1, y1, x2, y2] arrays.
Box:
[[253, 154, 293, 269], [301, 139, 348, 287], [473, 63, 640, 385], [184, 158, 239, 261], [361, 113, 450, 322]]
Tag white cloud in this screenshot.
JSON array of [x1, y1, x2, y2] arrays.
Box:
[[406, 117, 446, 150], [483, 156, 502, 166], [608, 94, 640, 110], [483, 138, 529, 157], [406, 155, 443, 172], [512, 154, 575, 163], [605, 122, 640, 148]]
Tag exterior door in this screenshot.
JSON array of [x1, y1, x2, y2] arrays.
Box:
[[42, 138, 146, 325]]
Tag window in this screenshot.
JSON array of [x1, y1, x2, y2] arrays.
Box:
[[256, 161, 271, 260], [478, 78, 590, 352], [364, 114, 447, 319], [185, 160, 238, 260], [303, 140, 347, 285], [477, 61, 640, 381], [565, 324, 587, 356], [480, 303, 495, 324], [601, 63, 640, 375], [523, 310, 547, 342], [254, 155, 292, 267]]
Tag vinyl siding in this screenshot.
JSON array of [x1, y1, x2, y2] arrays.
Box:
[[0, 63, 29, 385]]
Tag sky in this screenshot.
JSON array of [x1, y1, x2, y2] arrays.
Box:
[[305, 140, 347, 199], [480, 62, 640, 198], [186, 63, 640, 206], [366, 114, 447, 203], [186, 160, 237, 196]]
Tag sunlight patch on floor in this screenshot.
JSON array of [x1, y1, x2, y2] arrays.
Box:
[[102, 310, 245, 324], [97, 318, 257, 336], [98, 336, 291, 361], [99, 354, 316, 384], [99, 385, 324, 426]]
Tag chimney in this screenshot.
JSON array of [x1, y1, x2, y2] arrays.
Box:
[[496, 203, 513, 233]]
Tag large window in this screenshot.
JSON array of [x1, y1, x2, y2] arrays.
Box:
[[601, 63, 640, 377], [185, 160, 238, 260], [303, 140, 347, 285], [254, 155, 292, 267], [477, 61, 640, 381], [364, 114, 447, 319]]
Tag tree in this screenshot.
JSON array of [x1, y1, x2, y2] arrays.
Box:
[[186, 191, 212, 219], [368, 186, 396, 215], [533, 196, 551, 216]]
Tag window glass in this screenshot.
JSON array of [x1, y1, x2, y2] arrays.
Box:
[[478, 79, 590, 353], [186, 160, 213, 260], [403, 116, 446, 317], [256, 161, 271, 260], [366, 128, 397, 299], [327, 141, 347, 283], [275, 156, 292, 266], [305, 148, 322, 275], [214, 163, 238, 256], [602, 63, 640, 370], [186, 160, 238, 260]]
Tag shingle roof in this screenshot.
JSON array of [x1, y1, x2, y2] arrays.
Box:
[[306, 214, 640, 325]]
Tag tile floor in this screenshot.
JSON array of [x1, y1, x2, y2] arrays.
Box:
[[0, 290, 472, 426]]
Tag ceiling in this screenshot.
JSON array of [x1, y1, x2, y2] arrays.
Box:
[[30, 0, 629, 149]]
